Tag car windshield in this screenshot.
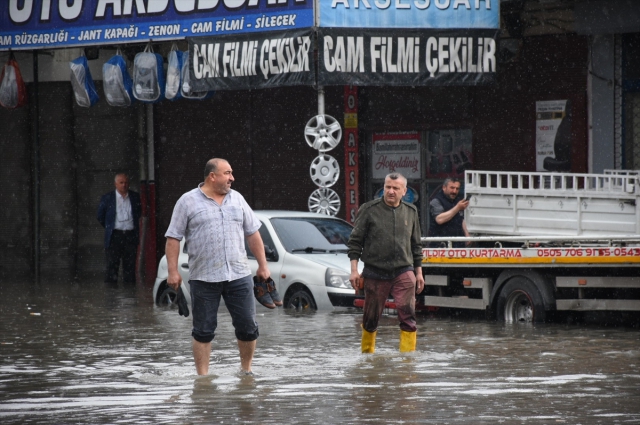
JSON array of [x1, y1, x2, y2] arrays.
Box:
[[270, 217, 353, 253]]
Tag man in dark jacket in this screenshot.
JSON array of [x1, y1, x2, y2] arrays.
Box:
[[97, 173, 142, 284], [428, 178, 470, 248], [347, 172, 425, 354]]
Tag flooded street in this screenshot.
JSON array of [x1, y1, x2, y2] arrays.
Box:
[[1, 280, 639, 424]]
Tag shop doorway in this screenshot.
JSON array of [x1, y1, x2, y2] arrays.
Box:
[[366, 129, 472, 236]]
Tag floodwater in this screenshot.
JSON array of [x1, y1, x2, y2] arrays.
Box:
[[1, 280, 639, 424]]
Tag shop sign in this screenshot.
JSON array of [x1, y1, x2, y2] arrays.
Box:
[[372, 132, 421, 180], [0, 0, 313, 51], [187, 28, 314, 90], [318, 28, 499, 86], [344, 85, 359, 224], [319, 0, 499, 29]]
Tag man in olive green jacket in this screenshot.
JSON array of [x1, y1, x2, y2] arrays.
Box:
[[348, 172, 425, 353]]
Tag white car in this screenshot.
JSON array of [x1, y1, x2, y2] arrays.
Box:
[[153, 210, 362, 310]]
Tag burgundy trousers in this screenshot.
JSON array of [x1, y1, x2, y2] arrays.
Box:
[[362, 270, 417, 333]]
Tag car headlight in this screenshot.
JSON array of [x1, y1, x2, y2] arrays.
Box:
[[325, 268, 351, 289]]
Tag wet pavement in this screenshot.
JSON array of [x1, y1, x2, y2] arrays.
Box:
[[1, 280, 639, 424]]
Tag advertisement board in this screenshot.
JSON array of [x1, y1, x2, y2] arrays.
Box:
[[344, 85, 359, 224], [187, 28, 314, 91], [0, 0, 313, 51], [536, 100, 571, 172], [320, 0, 499, 29], [372, 132, 421, 180], [318, 28, 499, 86]]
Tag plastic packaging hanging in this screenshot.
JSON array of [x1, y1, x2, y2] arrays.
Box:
[[165, 44, 183, 101], [132, 44, 165, 103], [0, 53, 28, 109], [70, 54, 99, 107], [103, 49, 134, 107], [181, 50, 211, 100]]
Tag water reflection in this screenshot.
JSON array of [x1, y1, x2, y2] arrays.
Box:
[[0, 280, 639, 424]]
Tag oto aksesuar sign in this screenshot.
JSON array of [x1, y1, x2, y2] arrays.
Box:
[[318, 28, 499, 86], [187, 28, 314, 91], [319, 0, 499, 29], [0, 0, 313, 51]]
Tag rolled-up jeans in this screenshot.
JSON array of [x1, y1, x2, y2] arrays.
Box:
[[190, 275, 259, 343], [362, 270, 417, 333]]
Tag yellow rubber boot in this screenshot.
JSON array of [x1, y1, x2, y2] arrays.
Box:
[[361, 328, 377, 354], [399, 330, 416, 352]]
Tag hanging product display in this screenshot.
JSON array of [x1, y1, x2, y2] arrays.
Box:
[[310, 154, 340, 188], [0, 52, 27, 109], [165, 44, 183, 101], [305, 114, 342, 216], [102, 49, 134, 107], [304, 114, 342, 152], [132, 44, 165, 103], [180, 51, 210, 100], [308, 188, 341, 216], [69, 54, 99, 107]]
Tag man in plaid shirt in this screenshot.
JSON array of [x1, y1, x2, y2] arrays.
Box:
[[165, 158, 270, 376]]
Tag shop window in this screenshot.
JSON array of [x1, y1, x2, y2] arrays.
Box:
[[426, 129, 473, 178]]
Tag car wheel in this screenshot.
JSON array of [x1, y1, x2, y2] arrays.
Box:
[[285, 288, 317, 311], [158, 285, 177, 306], [496, 277, 546, 323]]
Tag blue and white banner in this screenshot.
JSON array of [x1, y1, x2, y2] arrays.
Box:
[[319, 0, 499, 29], [0, 0, 313, 51]]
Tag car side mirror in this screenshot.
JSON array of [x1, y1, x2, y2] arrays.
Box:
[[264, 244, 278, 261]]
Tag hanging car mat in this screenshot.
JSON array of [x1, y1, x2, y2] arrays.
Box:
[[103, 49, 134, 107], [180, 50, 211, 100], [70, 55, 99, 107], [133, 44, 165, 103], [165, 43, 183, 101], [0, 52, 28, 109]]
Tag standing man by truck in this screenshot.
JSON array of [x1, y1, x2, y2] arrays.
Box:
[[428, 177, 470, 247], [347, 172, 425, 354]]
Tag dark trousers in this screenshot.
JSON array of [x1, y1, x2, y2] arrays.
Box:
[[190, 276, 259, 343], [105, 230, 138, 284]]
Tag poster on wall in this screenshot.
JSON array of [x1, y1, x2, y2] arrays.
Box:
[[536, 100, 571, 172], [372, 132, 421, 180], [426, 129, 472, 178]]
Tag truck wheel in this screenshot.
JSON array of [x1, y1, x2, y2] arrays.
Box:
[[285, 288, 317, 311], [496, 277, 546, 323]]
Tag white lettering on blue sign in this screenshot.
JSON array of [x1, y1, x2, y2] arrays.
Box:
[[330, 0, 491, 9], [324, 0, 497, 29]]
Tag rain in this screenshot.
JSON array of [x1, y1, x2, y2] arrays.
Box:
[[2, 2, 640, 424]]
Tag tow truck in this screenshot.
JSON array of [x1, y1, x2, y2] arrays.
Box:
[[412, 170, 640, 322]]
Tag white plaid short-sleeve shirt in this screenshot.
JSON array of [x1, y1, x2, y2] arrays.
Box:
[[165, 185, 261, 283]]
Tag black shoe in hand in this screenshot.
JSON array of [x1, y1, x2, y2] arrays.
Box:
[[176, 287, 189, 317]]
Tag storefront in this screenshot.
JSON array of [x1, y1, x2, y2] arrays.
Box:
[[1, 1, 635, 281]]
